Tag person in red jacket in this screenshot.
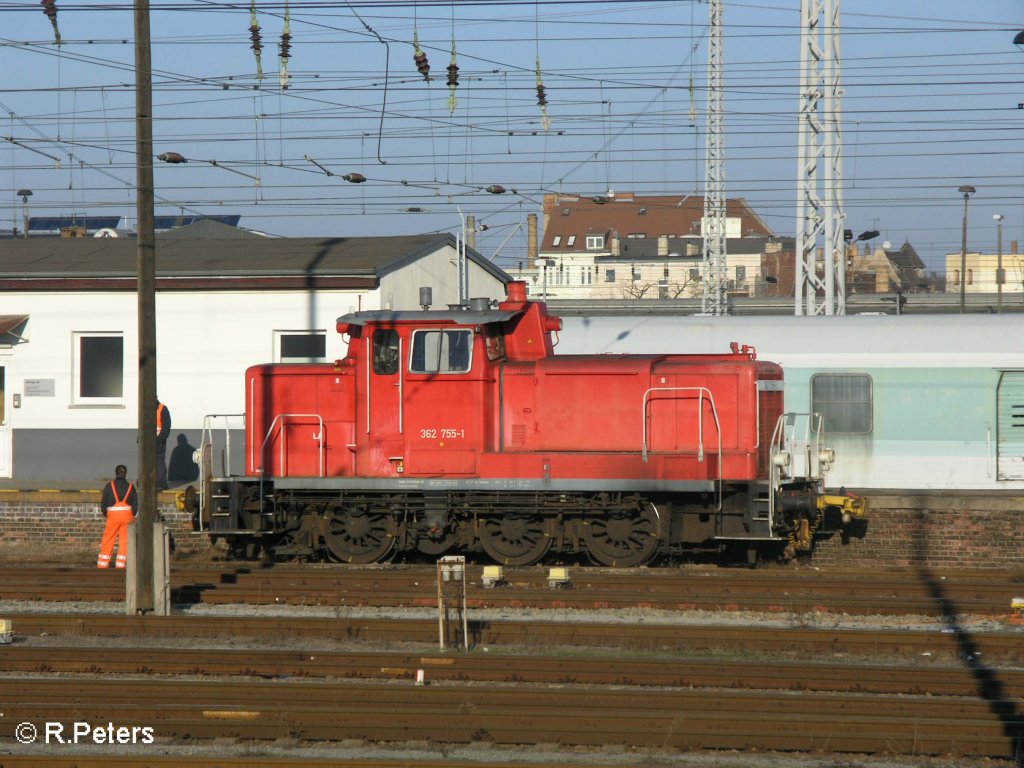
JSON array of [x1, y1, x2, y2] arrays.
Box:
[[97, 464, 138, 569]]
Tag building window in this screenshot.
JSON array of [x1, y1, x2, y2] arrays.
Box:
[[586, 235, 605, 250], [605, 269, 616, 282], [411, 329, 472, 374], [552, 235, 562, 247], [566, 235, 576, 247], [689, 267, 701, 281], [372, 329, 399, 375], [967, 269, 973, 285], [73, 332, 123, 404], [658, 279, 669, 299], [562, 208, 570, 216], [276, 331, 327, 363], [735, 265, 746, 283], [951, 269, 960, 286], [586, 266, 593, 284], [632, 268, 642, 281], [811, 373, 872, 434], [638, 207, 647, 215]]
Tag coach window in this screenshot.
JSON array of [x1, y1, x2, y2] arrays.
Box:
[[410, 329, 472, 374], [73, 332, 124, 405], [811, 373, 872, 434], [372, 329, 400, 375]]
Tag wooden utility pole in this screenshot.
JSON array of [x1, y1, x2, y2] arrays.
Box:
[[132, 0, 156, 613]]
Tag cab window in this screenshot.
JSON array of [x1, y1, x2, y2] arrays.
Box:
[[372, 329, 399, 375], [410, 329, 472, 374]]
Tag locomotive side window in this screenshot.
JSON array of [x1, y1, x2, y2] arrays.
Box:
[[811, 373, 872, 434], [372, 329, 400, 375], [410, 329, 472, 374]]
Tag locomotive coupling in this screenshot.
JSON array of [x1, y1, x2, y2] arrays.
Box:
[[817, 493, 867, 524]]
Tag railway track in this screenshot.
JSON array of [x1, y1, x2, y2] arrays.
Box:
[[6, 612, 1024, 663], [4, 644, 1024, 697], [4, 675, 1021, 757], [2, 564, 1021, 616]]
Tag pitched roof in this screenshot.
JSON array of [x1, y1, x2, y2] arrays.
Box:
[[0, 233, 511, 289], [541, 193, 774, 250]]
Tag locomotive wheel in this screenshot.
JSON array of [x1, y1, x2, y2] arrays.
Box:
[[323, 508, 397, 564], [582, 502, 660, 567], [478, 514, 551, 566]]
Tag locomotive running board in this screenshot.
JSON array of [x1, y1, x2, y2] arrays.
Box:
[[270, 476, 716, 493]]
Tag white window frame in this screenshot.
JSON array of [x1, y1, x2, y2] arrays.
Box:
[[72, 331, 125, 406], [586, 235, 605, 250], [274, 330, 328, 363]]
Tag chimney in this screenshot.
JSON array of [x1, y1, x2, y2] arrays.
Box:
[[658, 235, 669, 257], [466, 215, 476, 249], [610, 230, 620, 257], [527, 213, 538, 263], [1012, 239, 1019, 255]]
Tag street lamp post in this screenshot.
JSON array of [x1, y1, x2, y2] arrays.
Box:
[[994, 214, 1004, 313], [957, 185, 976, 314]]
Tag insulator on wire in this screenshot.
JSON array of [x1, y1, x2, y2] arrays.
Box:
[[279, 2, 292, 90], [414, 51, 431, 80], [342, 172, 366, 184], [412, 29, 430, 81], [535, 58, 551, 131], [249, 0, 263, 80], [158, 152, 187, 164], [40, 0, 61, 45], [447, 41, 458, 114]]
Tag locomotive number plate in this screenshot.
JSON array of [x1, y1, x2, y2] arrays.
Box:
[[420, 428, 466, 439]]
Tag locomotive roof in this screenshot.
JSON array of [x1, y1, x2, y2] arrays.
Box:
[[337, 307, 523, 327]]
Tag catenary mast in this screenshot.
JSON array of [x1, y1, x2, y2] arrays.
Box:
[[701, 0, 727, 315], [796, 0, 845, 315]]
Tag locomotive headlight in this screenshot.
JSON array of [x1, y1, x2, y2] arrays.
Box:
[[818, 448, 835, 465], [772, 450, 790, 468]]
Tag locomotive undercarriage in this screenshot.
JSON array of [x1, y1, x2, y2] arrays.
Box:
[[205, 481, 828, 567]]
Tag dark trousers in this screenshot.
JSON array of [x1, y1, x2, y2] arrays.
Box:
[[157, 440, 167, 488]]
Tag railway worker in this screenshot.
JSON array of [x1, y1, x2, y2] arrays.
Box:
[[97, 464, 138, 569], [156, 398, 171, 490]]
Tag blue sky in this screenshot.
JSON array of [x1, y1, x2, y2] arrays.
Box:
[[1, 0, 1021, 271]]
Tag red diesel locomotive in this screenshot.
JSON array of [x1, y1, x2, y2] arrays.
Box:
[[195, 281, 864, 566]]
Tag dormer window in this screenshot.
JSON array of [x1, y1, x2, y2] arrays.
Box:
[[585, 235, 605, 250], [566, 235, 576, 247], [552, 235, 562, 246], [562, 208, 570, 216], [638, 207, 647, 215]]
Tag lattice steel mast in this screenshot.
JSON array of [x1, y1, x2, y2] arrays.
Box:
[[796, 0, 845, 315], [701, 0, 727, 315]]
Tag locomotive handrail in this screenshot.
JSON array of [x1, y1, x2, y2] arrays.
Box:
[[641, 386, 723, 510], [641, 386, 722, 463], [768, 412, 826, 527], [196, 412, 245, 533], [257, 413, 326, 478]]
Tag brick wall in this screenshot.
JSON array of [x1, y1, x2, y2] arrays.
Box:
[[812, 493, 1024, 569], [0, 491, 1021, 567], [0, 491, 211, 560]]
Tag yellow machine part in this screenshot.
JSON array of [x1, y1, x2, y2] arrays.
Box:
[[818, 493, 868, 519]]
